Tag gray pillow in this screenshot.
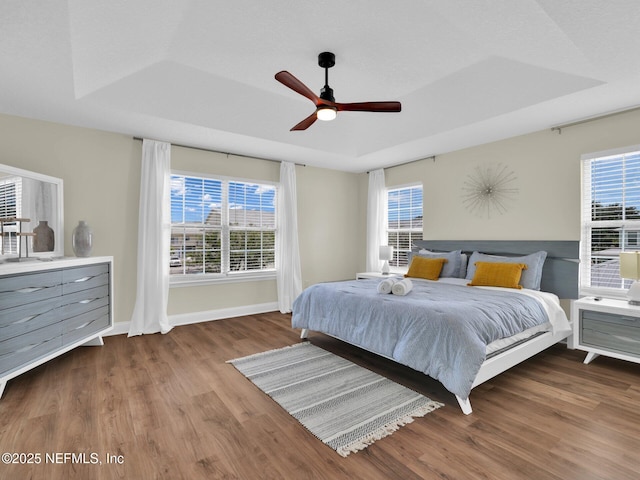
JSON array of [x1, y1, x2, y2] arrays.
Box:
[[465, 250, 547, 290], [414, 249, 462, 278]]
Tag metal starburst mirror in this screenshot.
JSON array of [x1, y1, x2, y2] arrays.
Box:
[[461, 163, 518, 218]]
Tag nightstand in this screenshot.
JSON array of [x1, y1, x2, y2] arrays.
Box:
[[356, 272, 402, 280], [571, 297, 640, 365]]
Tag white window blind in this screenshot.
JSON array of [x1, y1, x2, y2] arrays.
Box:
[[0, 176, 21, 255], [387, 184, 423, 267], [581, 145, 640, 294], [170, 173, 276, 279]]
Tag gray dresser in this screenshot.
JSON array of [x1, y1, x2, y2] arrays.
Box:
[[0, 257, 113, 398]]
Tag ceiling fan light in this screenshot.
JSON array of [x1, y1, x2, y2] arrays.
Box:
[[316, 106, 337, 121]]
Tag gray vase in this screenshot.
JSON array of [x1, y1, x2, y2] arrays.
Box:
[[72, 220, 93, 257], [33, 220, 54, 252]]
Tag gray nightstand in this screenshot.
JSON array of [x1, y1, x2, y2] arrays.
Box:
[[571, 297, 640, 365]]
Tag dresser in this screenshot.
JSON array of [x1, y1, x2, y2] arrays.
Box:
[[0, 257, 113, 398], [571, 296, 640, 365]]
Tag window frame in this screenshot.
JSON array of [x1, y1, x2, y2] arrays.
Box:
[[169, 170, 278, 287], [580, 144, 640, 298], [386, 182, 423, 271]]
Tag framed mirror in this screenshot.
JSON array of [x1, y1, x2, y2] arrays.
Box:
[[0, 163, 64, 261]]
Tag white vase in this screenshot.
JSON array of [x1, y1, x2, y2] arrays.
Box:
[[72, 220, 93, 257]]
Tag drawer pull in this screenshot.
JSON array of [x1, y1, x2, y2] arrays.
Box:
[[612, 334, 640, 345], [73, 276, 92, 283], [16, 287, 44, 294], [74, 322, 90, 330], [12, 315, 37, 325], [78, 298, 98, 304], [16, 343, 39, 354]]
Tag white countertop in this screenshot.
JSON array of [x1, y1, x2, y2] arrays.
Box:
[[0, 256, 113, 275]]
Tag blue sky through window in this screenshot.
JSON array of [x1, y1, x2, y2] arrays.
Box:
[[171, 175, 275, 224], [388, 186, 423, 223], [591, 151, 640, 209]]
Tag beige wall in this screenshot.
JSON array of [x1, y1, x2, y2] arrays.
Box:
[[378, 108, 640, 245], [296, 165, 361, 287], [0, 114, 361, 324]]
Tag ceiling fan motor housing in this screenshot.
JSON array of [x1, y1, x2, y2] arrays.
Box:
[[320, 85, 335, 102], [318, 52, 335, 69]]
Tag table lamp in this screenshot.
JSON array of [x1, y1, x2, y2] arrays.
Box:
[[619, 251, 640, 305], [379, 245, 393, 275]]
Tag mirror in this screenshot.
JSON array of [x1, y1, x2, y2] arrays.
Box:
[[0, 163, 64, 261]]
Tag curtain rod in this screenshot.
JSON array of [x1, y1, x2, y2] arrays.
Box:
[[132, 137, 306, 167], [551, 105, 640, 134], [367, 155, 435, 174]]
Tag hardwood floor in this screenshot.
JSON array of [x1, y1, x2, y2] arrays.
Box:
[[1, 312, 639, 479]]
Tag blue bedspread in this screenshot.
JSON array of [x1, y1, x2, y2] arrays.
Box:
[[291, 278, 550, 399]]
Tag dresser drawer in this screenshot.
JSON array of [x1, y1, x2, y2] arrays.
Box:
[[0, 296, 62, 339], [62, 263, 109, 294], [0, 319, 63, 369], [63, 305, 110, 345], [0, 270, 62, 310], [60, 285, 109, 318]]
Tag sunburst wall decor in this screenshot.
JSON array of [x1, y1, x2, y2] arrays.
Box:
[[461, 163, 518, 218]]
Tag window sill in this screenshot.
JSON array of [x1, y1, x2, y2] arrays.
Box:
[[170, 270, 276, 288], [579, 286, 628, 300]]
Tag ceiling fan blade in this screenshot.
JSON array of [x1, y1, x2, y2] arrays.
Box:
[[291, 112, 318, 131], [336, 101, 401, 112], [275, 71, 319, 104]]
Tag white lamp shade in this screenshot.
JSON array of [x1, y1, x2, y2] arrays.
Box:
[[379, 245, 393, 261], [620, 252, 640, 280]]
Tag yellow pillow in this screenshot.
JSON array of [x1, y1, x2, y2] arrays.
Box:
[[405, 256, 447, 281], [467, 261, 527, 289]]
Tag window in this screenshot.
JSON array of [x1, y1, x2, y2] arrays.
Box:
[[581, 145, 640, 294], [387, 184, 423, 268], [170, 173, 276, 282], [0, 176, 21, 255]]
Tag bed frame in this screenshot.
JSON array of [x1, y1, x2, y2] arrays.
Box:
[[300, 240, 579, 415]]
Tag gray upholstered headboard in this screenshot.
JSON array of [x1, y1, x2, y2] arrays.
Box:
[[412, 240, 579, 299]]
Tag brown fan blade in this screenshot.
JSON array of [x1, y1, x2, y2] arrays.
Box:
[[275, 71, 319, 104], [336, 101, 401, 112], [291, 112, 318, 131]]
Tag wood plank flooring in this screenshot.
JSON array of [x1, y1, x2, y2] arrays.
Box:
[[1, 312, 639, 479]]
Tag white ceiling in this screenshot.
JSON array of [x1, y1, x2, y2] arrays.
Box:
[[1, 0, 639, 173]]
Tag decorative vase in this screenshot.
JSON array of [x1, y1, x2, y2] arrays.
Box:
[[33, 220, 55, 252], [72, 220, 93, 257]]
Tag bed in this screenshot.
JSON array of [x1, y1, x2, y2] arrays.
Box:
[[291, 240, 579, 415]]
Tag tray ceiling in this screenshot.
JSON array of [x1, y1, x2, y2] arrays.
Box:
[[1, 0, 639, 172]]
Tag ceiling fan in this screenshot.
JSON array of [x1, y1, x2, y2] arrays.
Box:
[[275, 52, 402, 131]]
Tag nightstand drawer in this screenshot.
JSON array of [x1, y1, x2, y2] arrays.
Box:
[[582, 320, 640, 356], [581, 309, 640, 327]]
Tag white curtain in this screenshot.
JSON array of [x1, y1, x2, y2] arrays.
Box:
[[128, 139, 172, 336], [366, 168, 387, 272], [276, 161, 302, 313]]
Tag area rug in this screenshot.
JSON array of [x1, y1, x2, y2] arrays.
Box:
[[227, 342, 444, 457]]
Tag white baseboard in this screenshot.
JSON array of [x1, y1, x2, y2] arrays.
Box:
[[105, 302, 280, 336]]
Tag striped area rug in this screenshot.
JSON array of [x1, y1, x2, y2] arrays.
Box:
[[227, 342, 444, 457]]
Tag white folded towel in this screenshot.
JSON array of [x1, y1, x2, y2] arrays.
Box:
[[391, 278, 413, 296], [377, 277, 399, 294]]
